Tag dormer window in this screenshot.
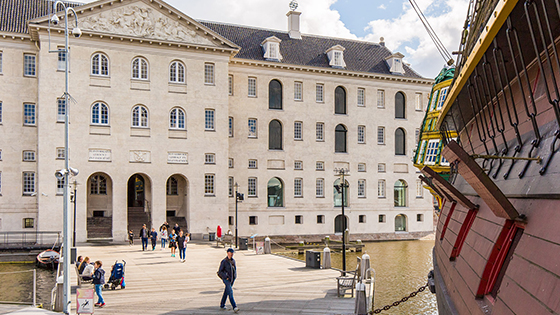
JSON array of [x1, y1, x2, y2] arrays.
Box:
[[261, 36, 282, 62], [385, 52, 405, 75], [326, 45, 346, 68]]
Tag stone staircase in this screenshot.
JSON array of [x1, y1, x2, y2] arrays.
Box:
[[166, 216, 188, 233], [128, 206, 151, 236], [87, 217, 113, 240]]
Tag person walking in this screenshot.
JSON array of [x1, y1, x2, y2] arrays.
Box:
[[160, 226, 168, 250], [150, 227, 158, 251], [128, 230, 134, 246], [169, 230, 177, 257], [176, 231, 187, 262], [172, 223, 181, 235], [218, 248, 239, 313], [140, 224, 148, 251], [93, 260, 106, 308], [159, 221, 170, 233]]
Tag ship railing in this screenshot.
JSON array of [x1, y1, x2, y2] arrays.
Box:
[[0, 269, 37, 306], [0, 231, 62, 250]]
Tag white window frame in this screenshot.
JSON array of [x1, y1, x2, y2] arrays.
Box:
[[229, 116, 234, 137], [294, 81, 303, 101], [56, 148, 65, 160], [378, 163, 386, 173], [294, 178, 303, 197], [358, 163, 366, 172], [23, 150, 35, 162], [248, 77, 257, 97], [416, 140, 428, 164], [436, 87, 449, 110], [316, 84, 324, 102], [57, 98, 66, 123], [316, 161, 324, 171], [378, 179, 386, 198], [204, 174, 215, 196], [248, 177, 257, 197], [294, 160, 303, 170], [424, 139, 440, 165], [377, 90, 385, 108], [205, 109, 215, 131], [248, 118, 257, 138], [358, 179, 366, 198], [316, 122, 324, 141], [415, 92, 423, 111], [294, 121, 303, 140], [228, 158, 234, 168], [23, 54, 36, 77], [23, 103, 36, 126], [131, 57, 148, 80], [316, 178, 324, 197], [91, 52, 109, 76], [91, 102, 110, 126], [416, 179, 424, 198], [377, 126, 385, 144], [358, 125, 366, 144], [204, 63, 214, 85], [357, 88, 365, 106], [169, 107, 186, 130], [205, 153, 215, 164], [169, 60, 186, 84], [57, 47, 67, 71], [23, 172, 35, 195], [228, 75, 234, 95], [131, 105, 149, 128], [248, 159, 258, 169], [56, 177, 65, 195]]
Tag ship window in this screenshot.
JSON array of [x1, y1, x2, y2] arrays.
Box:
[[429, 90, 439, 111], [424, 140, 440, 165], [436, 87, 449, 110]]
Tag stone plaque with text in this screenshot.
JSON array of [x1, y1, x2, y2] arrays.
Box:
[[88, 149, 111, 162], [168, 152, 188, 164]]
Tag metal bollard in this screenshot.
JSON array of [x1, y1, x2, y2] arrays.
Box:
[[322, 247, 331, 269], [354, 282, 368, 315], [264, 237, 271, 254]]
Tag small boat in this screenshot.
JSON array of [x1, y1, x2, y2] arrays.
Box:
[[36, 249, 59, 269]]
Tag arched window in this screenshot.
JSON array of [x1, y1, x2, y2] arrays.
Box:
[[394, 180, 407, 207], [333, 178, 349, 207], [90, 175, 107, 195], [395, 214, 407, 231], [131, 57, 148, 80], [335, 124, 347, 153], [169, 61, 185, 83], [91, 53, 109, 76], [334, 214, 348, 233], [269, 79, 283, 109], [335, 86, 347, 114], [169, 107, 185, 130], [395, 92, 405, 118], [167, 177, 178, 195], [91, 102, 109, 125], [132, 105, 149, 127], [267, 177, 284, 207], [395, 128, 406, 155], [269, 120, 283, 150]]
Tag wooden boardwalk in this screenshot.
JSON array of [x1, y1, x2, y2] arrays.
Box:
[[69, 242, 355, 315]]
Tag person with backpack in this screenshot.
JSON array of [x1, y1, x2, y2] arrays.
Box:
[[218, 248, 239, 313]]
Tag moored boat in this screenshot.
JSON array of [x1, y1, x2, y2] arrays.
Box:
[[36, 249, 59, 269]]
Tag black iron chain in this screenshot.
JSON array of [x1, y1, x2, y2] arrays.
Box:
[[370, 283, 428, 314]]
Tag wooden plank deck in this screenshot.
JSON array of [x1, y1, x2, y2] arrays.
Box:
[[69, 242, 355, 315]]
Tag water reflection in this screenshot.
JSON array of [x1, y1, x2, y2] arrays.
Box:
[[279, 240, 437, 315], [0, 263, 56, 307]]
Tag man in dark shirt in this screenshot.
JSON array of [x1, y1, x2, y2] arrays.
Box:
[[140, 224, 148, 251], [218, 248, 239, 313]]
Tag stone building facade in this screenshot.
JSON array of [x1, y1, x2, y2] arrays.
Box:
[[0, 0, 434, 242]]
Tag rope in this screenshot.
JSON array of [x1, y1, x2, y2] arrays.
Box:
[[408, 0, 453, 64]]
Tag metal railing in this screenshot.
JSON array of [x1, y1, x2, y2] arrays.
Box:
[[0, 269, 36, 306], [0, 231, 61, 250]]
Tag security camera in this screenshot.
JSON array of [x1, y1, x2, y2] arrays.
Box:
[[68, 167, 79, 176], [55, 169, 67, 180], [72, 27, 82, 38], [50, 15, 60, 26]]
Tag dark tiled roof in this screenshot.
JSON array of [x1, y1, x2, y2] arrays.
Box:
[[201, 21, 423, 79], [0, 0, 82, 34]]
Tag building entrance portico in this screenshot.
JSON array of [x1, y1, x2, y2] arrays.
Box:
[[127, 174, 153, 233], [166, 174, 189, 233], [86, 173, 113, 239]]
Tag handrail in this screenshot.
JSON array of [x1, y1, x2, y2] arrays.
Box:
[[0, 231, 62, 249]]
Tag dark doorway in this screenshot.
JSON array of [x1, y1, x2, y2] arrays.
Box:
[[334, 214, 348, 233], [128, 174, 145, 208]]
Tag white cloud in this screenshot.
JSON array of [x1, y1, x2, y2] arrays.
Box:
[[378, 4, 387, 10]]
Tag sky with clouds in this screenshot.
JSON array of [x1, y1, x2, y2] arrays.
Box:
[[80, 0, 470, 78]]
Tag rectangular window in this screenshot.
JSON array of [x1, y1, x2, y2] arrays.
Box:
[[358, 179, 366, 197], [415, 92, 423, 111], [359, 215, 366, 223], [357, 88, 365, 106], [316, 123, 324, 141], [24, 103, 36, 125], [416, 179, 424, 198], [204, 63, 214, 85], [294, 81, 303, 101], [228, 116, 234, 137], [248, 159, 257, 169], [205, 153, 215, 164], [377, 90, 385, 108], [57, 98, 66, 122], [0, 150, 2, 160], [57, 47, 67, 71], [316, 161, 324, 171], [295, 215, 303, 224], [429, 90, 439, 111], [437, 87, 449, 110], [0, 102, 2, 123], [294, 178, 303, 197], [378, 179, 385, 198], [0, 51, 3, 74], [56, 148, 65, 160], [294, 121, 302, 140], [415, 128, 420, 143], [417, 214, 424, 222], [24, 54, 36, 77], [358, 125, 366, 144], [228, 176, 234, 197], [248, 118, 257, 138], [248, 177, 257, 197], [205, 109, 215, 130], [358, 163, 366, 172], [228, 75, 233, 95], [23, 150, 35, 161], [294, 160, 303, 170], [249, 216, 258, 225], [248, 77, 257, 97], [334, 51, 341, 65], [23, 172, 35, 195], [204, 174, 215, 195], [316, 84, 324, 102], [228, 216, 234, 226], [316, 178, 324, 197], [378, 163, 386, 173], [377, 127, 385, 144], [0, 172, 2, 195], [416, 140, 428, 164], [425, 139, 440, 165], [317, 215, 325, 224], [56, 177, 65, 195], [228, 158, 234, 168], [24, 218, 34, 228], [379, 214, 386, 223]]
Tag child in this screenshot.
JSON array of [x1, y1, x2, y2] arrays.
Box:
[[161, 226, 168, 250], [93, 260, 105, 308], [169, 230, 177, 257], [128, 230, 134, 246], [150, 227, 158, 251]]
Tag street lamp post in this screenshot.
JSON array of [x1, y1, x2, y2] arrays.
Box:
[[72, 180, 78, 248], [49, 3, 81, 314], [235, 182, 239, 248], [335, 168, 349, 275]]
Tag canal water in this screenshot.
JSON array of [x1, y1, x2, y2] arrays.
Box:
[[279, 240, 437, 315], [0, 263, 57, 308]]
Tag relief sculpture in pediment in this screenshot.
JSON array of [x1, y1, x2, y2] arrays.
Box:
[[80, 4, 215, 46]]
